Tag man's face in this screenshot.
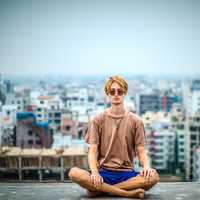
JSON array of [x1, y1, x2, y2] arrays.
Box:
[[107, 82, 125, 105]]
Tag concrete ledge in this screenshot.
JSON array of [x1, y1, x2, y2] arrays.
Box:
[[0, 182, 199, 200]]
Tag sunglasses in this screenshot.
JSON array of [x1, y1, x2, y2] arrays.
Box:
[[109, 89, 124, 96]]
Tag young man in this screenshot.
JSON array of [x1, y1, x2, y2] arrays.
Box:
[[69, 76, 160, 199]]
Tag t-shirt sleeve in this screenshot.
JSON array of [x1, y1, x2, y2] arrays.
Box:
[[85, 117, 100, 145], [134, 119, 147, 147]]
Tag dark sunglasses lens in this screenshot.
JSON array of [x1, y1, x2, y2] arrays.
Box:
[[118, 90, 124, 95], [109, 90, 115, 95], [109, 89, 124, 95]]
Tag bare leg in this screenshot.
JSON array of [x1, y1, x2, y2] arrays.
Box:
[[115, 169, 160, 191], [86, 169, 159, 197], [68, 167, 145, 199]]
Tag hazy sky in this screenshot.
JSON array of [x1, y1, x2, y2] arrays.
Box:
[[0, 0, 200, 76]]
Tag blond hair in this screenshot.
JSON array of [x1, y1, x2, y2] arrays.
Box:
[[104, 76, 128, 95]]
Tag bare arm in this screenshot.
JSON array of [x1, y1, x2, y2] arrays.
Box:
[[88, 144, 99, 173], [137, 145, 149, 168], [137, 145, 154, 179], [88, 144, 103, 188]]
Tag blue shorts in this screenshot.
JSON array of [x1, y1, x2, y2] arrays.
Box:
[[99, 168, 139, 185]]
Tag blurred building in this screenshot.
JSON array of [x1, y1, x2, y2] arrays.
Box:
[[170, 104, 187, 177], [137, 92, 181, 115], [193, 147, 200, 182], [143, 111, 185, 176], [61, 113, 77, 137], [183, 80, 200, 116], [185, 113, 200, 180], [16, 112, 53, 148], [8, 94, 30, 112], [161, 95, 181, 112], [0, 105, 17, 146], [137, 93, 161, 115], [147, 129, 176, 173]]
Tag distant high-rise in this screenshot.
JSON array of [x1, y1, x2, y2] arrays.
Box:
[[138, 94, 161, 115], [3, 80, 13, 94], [185, 113, 200, 180], [193, 147, 200, 182], [16, 112, 52, 148], [183, 80, 200, 116]]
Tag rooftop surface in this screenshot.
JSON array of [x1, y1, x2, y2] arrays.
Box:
[[0, 182, 200, 200]]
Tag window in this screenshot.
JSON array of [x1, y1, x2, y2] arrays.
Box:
[[156, 142, 163, 145], [190, 126, 197, 131], [155, 156, 164, 159], [177, 124, 184, 130], [50, 129, 54, 134], [155, 136, 164, 139], [163, 125, 168, 129], [55, 119, 60, 124], [28, 130, 33, 136], [55, 113, 61, 118], [154, 162, 163, 166], [191, 135, 197, 140], [190, 143, 196, 149], [36, 140, 41, 145], [28, 140, 33, 145], [179, 148, 184, 152], [88, 96, 94, 102], [168, 142, 174, 146]]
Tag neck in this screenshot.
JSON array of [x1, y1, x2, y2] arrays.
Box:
[[109, 104, 126, 115]]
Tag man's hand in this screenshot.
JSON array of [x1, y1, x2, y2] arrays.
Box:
[[90, 171, 104, 189], [140, 167, 154, 179]]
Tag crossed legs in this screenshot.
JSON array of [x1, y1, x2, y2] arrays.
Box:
[[114, 168, 160, 191], [68, 167, 160, 199]]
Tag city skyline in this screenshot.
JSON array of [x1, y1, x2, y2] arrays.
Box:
[[0, 0, 200, 76]]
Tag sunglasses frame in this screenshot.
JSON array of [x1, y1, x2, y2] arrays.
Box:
[[108, 89, 124, 96]]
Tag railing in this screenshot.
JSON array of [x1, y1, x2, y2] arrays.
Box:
[[0, 148, 88, 182]]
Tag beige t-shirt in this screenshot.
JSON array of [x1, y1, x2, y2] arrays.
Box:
[[85, 109, 146, 171]]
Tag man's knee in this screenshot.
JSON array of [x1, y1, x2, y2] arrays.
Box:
[[68, 167, 79, 180], [143, 169, 160, 191], [151, 169, 160, 183]]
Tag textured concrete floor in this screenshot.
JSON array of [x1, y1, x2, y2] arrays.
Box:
[[0, 182, 200, 200]]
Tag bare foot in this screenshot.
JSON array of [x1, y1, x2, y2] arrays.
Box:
[[127, 188, 145, 199], [86, 190, 104, 197]]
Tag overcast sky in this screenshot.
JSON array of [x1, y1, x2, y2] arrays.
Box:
[[0, 0, 200, 76]]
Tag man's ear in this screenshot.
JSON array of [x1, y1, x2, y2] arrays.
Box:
[[105, 95, 110, 102]]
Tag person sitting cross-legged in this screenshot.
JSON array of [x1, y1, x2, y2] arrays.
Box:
[[68, 76, 160, 199]]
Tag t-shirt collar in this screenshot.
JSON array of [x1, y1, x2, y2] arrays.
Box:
[[105, 108, 128, 119]]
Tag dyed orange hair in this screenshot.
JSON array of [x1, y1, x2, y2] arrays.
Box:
[[104, 76, 128, 95]]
